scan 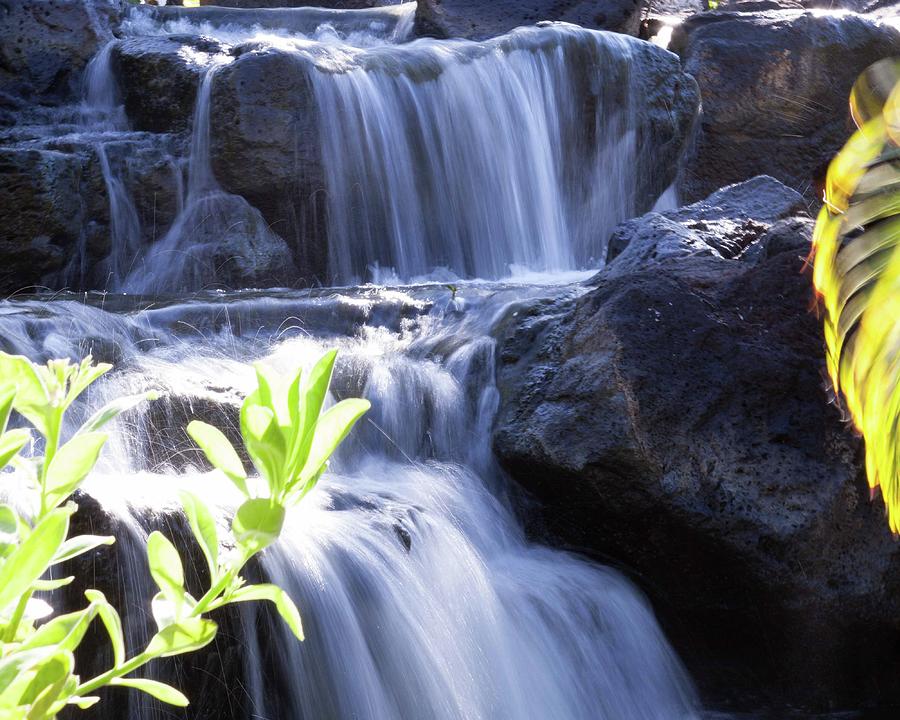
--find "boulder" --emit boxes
[0,148,90,292]
[493,176,900,712]
[673,9,900,205]
[111,35,227,133]
[414,0,644,39]
[0,0,123,103]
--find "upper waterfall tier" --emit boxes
[0,1,698,294]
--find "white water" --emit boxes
[1,283,700,720]
[65,4,649,291]
[3,2,704,717]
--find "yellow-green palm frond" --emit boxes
[812,58,900,532]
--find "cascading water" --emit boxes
[1,2,706,718]
[0,283,700,720]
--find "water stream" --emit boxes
[2,3,702,718]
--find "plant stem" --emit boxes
[76,650,152,696]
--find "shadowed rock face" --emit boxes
[0,0,123,104]
[414,0,644,39]
[493,176,900,712]
[672,9,900,206]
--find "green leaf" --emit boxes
[145,617,218,658]
[21,606,97,653]
[84,590,125,668]
[68,696,100,709]
[19,649,73,706]
[43,432,108,509]
[228,583,304,641]
[110,678,189,707]
[186,420,248,496]
[0,648,55,696]
[33,576,74,591]
[294,399,370,494]
[240,403,286,493]
[52,534,115,564]
[287,351,337,478]
[179,491,218,580]
[0,504,18,558]
[146,531,184,603]
[77,391,156,435]
[0,354,50,435]
[64,356,111,409]
[0,386,15,436]
[0,428,31,470]
[231,498,285,557]
[0,508,70,614]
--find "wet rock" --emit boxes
[111,35,227,133]
[0,0,124,103]
[673,9,900,205]
[0,148,87,292]
[414,0,644,39]
[604,174,807,267]
[493,176,900,711]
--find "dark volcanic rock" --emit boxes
[0,0,123,103]
[414,0,644,39]
[673,10,900,206]
[112,35,227,133]
[493,176,900,712]
[0,148,88,292]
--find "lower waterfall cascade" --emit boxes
[1,1,705,719]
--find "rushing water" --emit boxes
[1,283,699,720]
[64,3,650,291]
[1,2,705,718]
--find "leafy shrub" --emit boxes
[0,350,369,718]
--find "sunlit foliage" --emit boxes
[812,58,900,532]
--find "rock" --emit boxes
[604,174,807,268]
[414,0,644,39]
[0,148,88,292]
[493,176,900,712]
[111,35,227,133]
[0,0,123,103]
[673,9,900,206]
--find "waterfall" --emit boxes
[308,27,639,283]
[3,3,706,717]
[1,284,700,720]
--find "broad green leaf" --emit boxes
[84,590,125,668]
[0,648,56,695]
[52,534,114,564]
[187,420,248,495]
[145,617,217,658]
[43,432,108,509]
[21,605,97,653]
[110,678,189,707]
[254,362,290,426]
[77,391,157,435]
[288,351,337,477]
[228,583,304,641]
[19,650,72,706]
[0,504,18,558]
[0,354,50,435]
[179,491,218,580]
[240,403,285,492]
[0,428,31,471]
[0,508,70,614]
[146,531,184,603]
[232,499,285,557]
[0,387,15,436]
[294,399,370,493]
